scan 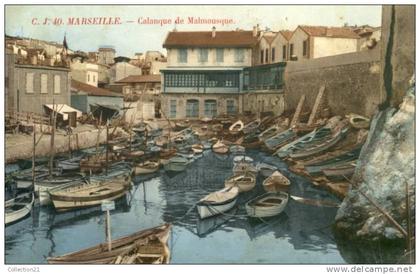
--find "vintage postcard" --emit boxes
[3,2,415,271]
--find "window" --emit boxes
[93,75,96,83]
[186,99,199,118]
[234,49,245,62]
[26,73,34,93]
[289,44,294,58]
[178,49,188,63]
[260,50,264,63]
[54,75,60,94]
[88,74,90,82]
[164,72,239,88]
[216,49,224,63]
[303,40,307,56]
[265,49,269,63]
[226,100,236,115]
[204,100,217,118]
[41,74,48,94]
[198,49,208,63]
[272,48,275,61]
[282,45,287,60]
[169,99,177,118]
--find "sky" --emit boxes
[5,5,382,57]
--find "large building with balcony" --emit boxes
[161,27,259,119]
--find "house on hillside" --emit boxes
[161,27,259,119]
[70,79,123,114]
[288,25,361,60]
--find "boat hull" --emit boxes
[245,192,288,218]
[197,197,237,219]
[5,194,34,225]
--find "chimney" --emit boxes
[212,26,216,38]
[253,24,260,37]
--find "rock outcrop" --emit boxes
[335,83,414,244]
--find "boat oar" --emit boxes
[289,195,340,208]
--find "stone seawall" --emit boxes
[284,48,382,118]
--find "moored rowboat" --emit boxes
[48,223,171,264]
[196,186,239,219]
[229,120,244,135]
[224,173,256,193]
[212,140,229,154]
[6,192,34,225]
[245,192,289,218]
[262,171,291,192]
[134,161,160,175]
[49,178,131,212]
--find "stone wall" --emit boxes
[242,91,285,116]
[381,5,415,108]
[284,48,382,118]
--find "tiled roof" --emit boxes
[298,25,360,39]
[116,74,161,83]
[279,30,293,41]
[163,30,258,48]
[71,79,123,97]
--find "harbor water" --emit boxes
[5,150,347,264]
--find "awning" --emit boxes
[44,104,83,121]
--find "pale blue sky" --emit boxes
[5,5,382,57]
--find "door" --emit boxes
[204,99,217,118]
[186,99,199,118]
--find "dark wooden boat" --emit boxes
[259,116,277,131]
[173,121,190,131]
[304,146,362,176]
[256,162,277,178]
[258,125,279,142]
[242,119,261,135]
[275,127,331,159]
[48,224,171,264]
[56,155,83,171]
[289,127,349,160]
[322,161,356,181]
[264,129,296,152]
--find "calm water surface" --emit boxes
[5,150,346,264]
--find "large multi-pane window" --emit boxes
[164,72,239,88]
[26,73,34,93]
[216,49,224,63]
[243,62,286,91]
[198,49,208,63]
[226,100,236,115]
[234,49,245,62]
[178,48,188,63]
[169,99,177,118]
[186,99,199,118]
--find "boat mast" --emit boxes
[106,123,109,176]
[49,100,57,178]
[32,124,36,190]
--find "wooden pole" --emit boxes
[68,133,72,158]
[32,126,36,190]
[106,124,109,176]
[343,176,408,238]
[405,181,413,263]
[49,101,56,178]
[106,210,112,251]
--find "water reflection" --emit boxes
[5,149,346,264]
